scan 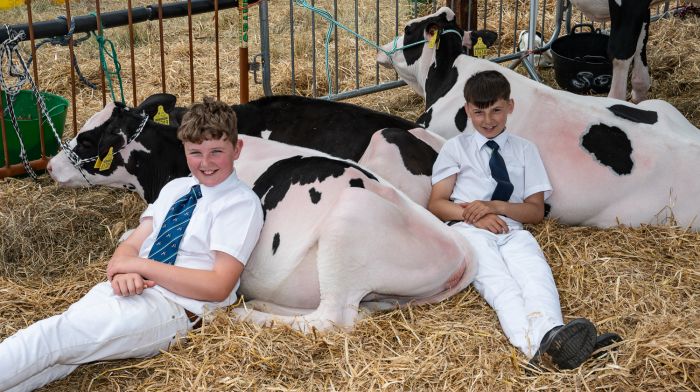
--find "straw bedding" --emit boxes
[1,1,699,391]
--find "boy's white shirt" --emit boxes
[138,170,264,314]
[432,129,552,230]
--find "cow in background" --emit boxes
[47,99,475,332]
[570,0,667,102]
[377,7,700,231]
[49,94,442,206]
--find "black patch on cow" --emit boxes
[607,104,657,124]
[454,106,468,132]
[380,128,437,176]
[608,0,652,61]
[416,108,433,128]
[581,124,633,175]
[272,233,280,255]
[309,187,321,204]
[349,178,365,188]
[253,155,378,218]
[544,203,551,218]
[234,95,417,161]
[425,58,460,109]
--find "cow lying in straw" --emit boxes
[378,7,700,230]
[47,98,475,332]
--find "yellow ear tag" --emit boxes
[473,37,488,58]
[428,30,439,49]
[98,147,114,171]
[153,105,170,126]
[93,156,102,169]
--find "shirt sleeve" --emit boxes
[523,142,553,200]
[209,195,264,265]
[431,139,461,185]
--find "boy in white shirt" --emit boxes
[428,70,619,369]
[0,97,264,391]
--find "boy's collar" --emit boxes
[190,169,240,195]
[475,129,509,150]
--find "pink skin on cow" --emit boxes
[221,136,477,331]
[377,7,700,230]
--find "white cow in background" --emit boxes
[378,7,700,230]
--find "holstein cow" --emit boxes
[377,7,700,230]
[47,101,475,331]
[569,0,667,102]
[91,93,442,206]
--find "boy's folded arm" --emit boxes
[428,174,467,221]
[494,192,545,224]
[110,251,244,302]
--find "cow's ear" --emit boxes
[136,93,178,118]
[464,29,499,49]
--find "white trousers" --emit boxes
[0,282,192,392]
[454,225,563,358]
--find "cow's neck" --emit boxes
[131,124,189,203]
[424,36,464,109]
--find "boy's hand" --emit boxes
[473,214,509,234]
[462,200,498,224]
[111,273,156,297]
[107,255,143,281]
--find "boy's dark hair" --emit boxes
[177,97,238,144]
[463,70,511,109]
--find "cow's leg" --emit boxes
[630,11,651,103]
[608,58,632,101]
[240,300,315,316]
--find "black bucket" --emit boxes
[551,24,612,94]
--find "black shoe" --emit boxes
[592,332,623,358]
[530,318,597,370]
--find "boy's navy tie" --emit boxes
[148,185,202,264]
[486,140,514,202]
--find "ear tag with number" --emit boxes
[153,105,170,125]
[98,147,114,171]
[473,37,488,58]
[428,30,439,49]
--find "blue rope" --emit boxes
[293,0,462,96]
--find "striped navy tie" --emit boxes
[486,140,514,202]
[148,185,202,264]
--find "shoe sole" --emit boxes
[547,318,597,369]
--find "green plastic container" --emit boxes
[1,90,69,168]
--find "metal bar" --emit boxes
[323,80,406,101]
[0,159,49,178]
[65,0,78,136]
[0,0,262,43]
[158,0,166,93]
[215,0,221,100]
[527,0,539,70]
[188,0,195,103]
[311,0,317,96]
[354,0,359,90]
[127,0,138,106]
[239,0,249,103]
[334,0,339,93]
[0,90,8,170]
[289,0,296,95]
[259,0,272,96]
[26,0,46,158]
[375,0,379,85]
[96,0,107,106]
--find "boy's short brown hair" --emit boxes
[177,97,238,144]
[463,70,511,109]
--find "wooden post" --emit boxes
[239,0,249,104]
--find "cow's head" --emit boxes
[48,93,189,202]
[377,7,497,98]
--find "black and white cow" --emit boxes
[49,94,442,206]
[570,0,667,103]
[47,101,475,332]
[378,7,700,230]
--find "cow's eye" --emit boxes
[77,138,94,149]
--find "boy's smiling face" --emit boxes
[184,136,242,187]
[464,98,514,139]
